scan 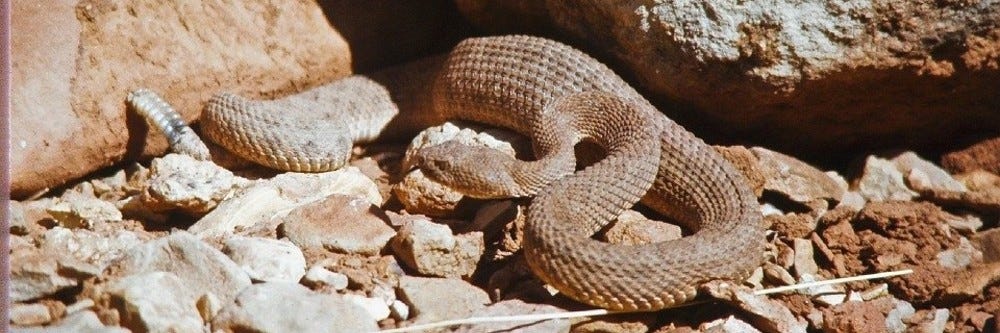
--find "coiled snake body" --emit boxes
[130,35,765,311]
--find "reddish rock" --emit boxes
[11,0,351,198]
[941,136,1000,174]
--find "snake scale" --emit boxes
[129,35,765,311]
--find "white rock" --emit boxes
[101,271,203,333]
[390,300,410,321]
[211,282,377,333]
[64,299,96,315]
[40,227,146,270]
[835,191,867,211]
[223,236,305,283]
[11,310,129,333]
[106,231,251,303]
[702,316,762,333]
[857,156,918,202]
[390,218,484,278]
[10,303,53,326]
[46,194,122,228]
[189,167,381,238]
[302,265,349,290]
[397,276,491,324]
[798,273,848,306]
[344,294,391,321]
[140,153,248,215]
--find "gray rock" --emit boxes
[223,236,306,282]
[139,153,248,215]
[454,300,570,333]
[101,271,204,333]
[11,247,100,302]
[11,311,129,333]
[10,303,53,326]
[397,276,491,324]
[211,282,377,333]
[890,151,967,193]
[106,231,250,303]
[936,237,982,270]
[391,218,485,278]
[752,147,844,204]
[280,194,395,255]
[857,156,918,202]
[885,299,915,333]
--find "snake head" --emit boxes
[413,141,526,199]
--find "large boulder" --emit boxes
[11,0,351,198]
[455,0,1000,158]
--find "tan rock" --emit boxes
[11,0,351,198]
[602,210,682,246]
[751,147,843,204]
[279,195,396,256]
[391,218,484,278]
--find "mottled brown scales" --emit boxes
[133,35,766,311]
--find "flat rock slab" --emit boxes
[211,282,377,333]
[103,231,251,304]
[11,0,351,198]
[100,271,204,333]
[397,276,491,324]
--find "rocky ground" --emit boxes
[9,123,1000,332]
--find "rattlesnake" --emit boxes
[129,35,765,311]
